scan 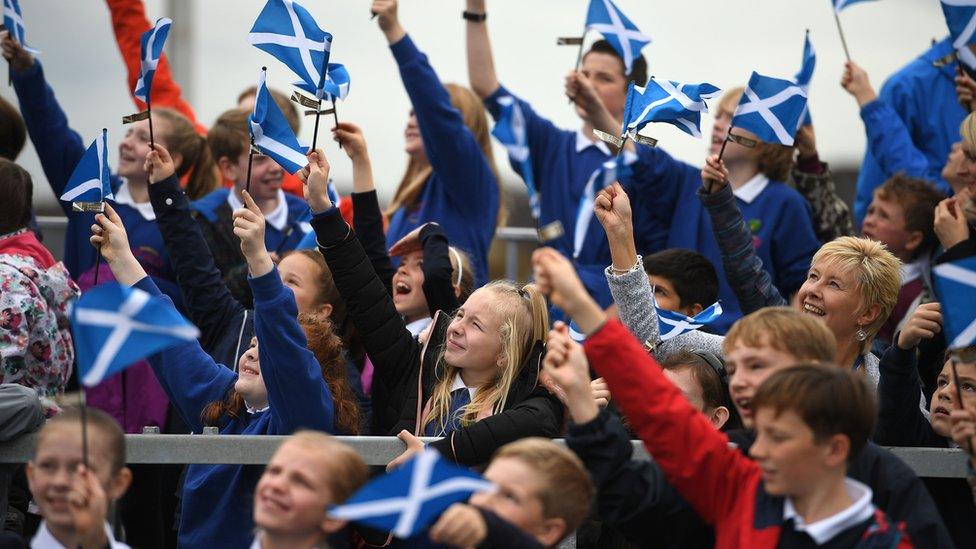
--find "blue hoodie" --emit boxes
[140,268,335,549]
[384,35,499,286]
[854,38,964,224]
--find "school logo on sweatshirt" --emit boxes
[748,218,762,248]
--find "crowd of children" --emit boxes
[2,0,976,547]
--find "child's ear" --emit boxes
[824,434,851,468]
[106,467,133,501]
[686,303,705,317]
[453,283,461,299]
[317,302,333,318]
[903,230,924,255]
[536,517,568,548]
[320,516,348,535]
[216,156,238,183]
[709,406,731,430]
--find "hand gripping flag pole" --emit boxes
[61,129,114,286]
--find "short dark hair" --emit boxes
[661,350,741,431]
[0,159,33,235]
[584,39,648,88]
[39,407,127,473]
[874,174,944,258]
[0,95,26,160]
[752,364,876,461]
[644,249,719,309]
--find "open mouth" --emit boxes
[395,281,412,296]
[933,406,951,417]
[241,365,260,377]
[802,303,826,317]
[735,397,752,414]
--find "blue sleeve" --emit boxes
[250,268,335,434]
[391,35,497,208]
[626,146,688,236]
[860,100,951,194]
[484,84,562,195]
[135,276,238,434]
[10,61,87,216]
[770,194,819,298]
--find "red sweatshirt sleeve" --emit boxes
[106,0,206,135]
[583,319,761,527]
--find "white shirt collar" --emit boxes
[227,189,290,232]
[575,129,612,156]
[32,521,129,549]
[113,182,156,221]
[406,317,433,338]
[900,259,925,286]
[732,172,770,204]
[782,478,875,545]
[449,372,478,402]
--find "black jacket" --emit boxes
[566,409,713,549]
[311,208,563,465]
[874,343,976,548]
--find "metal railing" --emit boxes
[0,434,969,479]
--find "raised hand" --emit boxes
[371,0,406,44]
[934,197,971,250]
[67,466,110,549]
[531,247,606,334]
[701,154,729,191]
[841,61,877,107]
[232,191,273,277]
[301,149,333,214]
[896,302,942,350]
[90,204,146,286]
[0,33,34,72]
[594,182,633,243]
[332,122,368,161]
[144,143,177,183]
[542,322,599,424]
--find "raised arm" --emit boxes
[146,146,247,354]
[464,0,500,99]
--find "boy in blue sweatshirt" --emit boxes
[91,194,336,549]
[192,108,311,309]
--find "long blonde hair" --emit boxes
[421,281,548,434]
[384,83,506,226]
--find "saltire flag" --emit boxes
[249,70,309,174]
[296,62,350,102]
[2,0,38,53]
[794,32,816,128]
[328,450,494,539]
[574,158,633,259]
[492,96,539,220]
[248,0,333,97]
[657,300,723,342]
[60,129,113,204]
[831,0,876,12]
[623,79,721,139]
[585,0,652,74]
[941,1,976,70]
[133,17,173,103]
[731,72,808,147]
[933,256,976,350]
[69,282,199,386]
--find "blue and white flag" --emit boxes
[794,32,816,128]
[656,300,723,342]
[70,283,199,387]
[623,79,721,139]
[731,72,808,147]
[133,17,172,104]
[574,157,633,259]
[832,0,876,13]
[933,256,976,350]
[2,0,38,54]
[329,450,494,539]
[249,0,332,96]
[296,63,350,102]
[942,1,976,70]
[249,70,309,175]
[60,130,113,204]
[585,0,652,74]
[492,96,539,220]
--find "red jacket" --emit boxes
[583,319,912,549]
[104,0,355,224]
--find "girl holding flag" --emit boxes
[371,0,502,286]
[89,172,352,548]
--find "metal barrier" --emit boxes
[0,434,968,479]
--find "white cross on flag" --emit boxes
[248,0,332,95]
[657,300,723,342]
[2,0,39,54]
[60,129,114,204]
[133,17,172,104]
[942,1,976,69]
[585,0,651,74]
[624,79,722,139]
[731,71,808,147]
[70,283,199,387]
[933,256,976,350]
[329,450,494,539]
[249,69,310,174]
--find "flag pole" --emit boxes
[77,371,90,468]
[311,100,323,151]
[832,10,852,62]
[950,354,975,455]
[146,97,155,151]
[245,137,255,194]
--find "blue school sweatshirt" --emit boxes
[140,269,335,549]
[10,61,182,302]
[630,147,819,334]
[854,38,964,224]
[385,35,499,286]
[190,187,312,253]
[483,86,672,307]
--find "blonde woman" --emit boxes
[303,147,561,467]
[371,0,502,285]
